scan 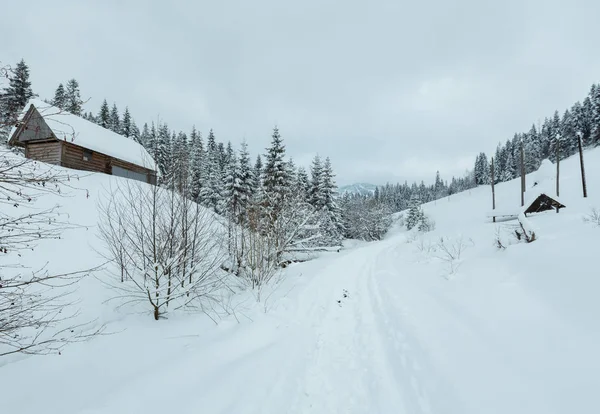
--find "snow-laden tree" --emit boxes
[98,178,227,320]
[590,84,600,144]
[405,197,424,230]
[97,99,110,129]
[262,126,288,219]
[121,107,133,138]
[0,59,35,141]
[309,155,322,207]
[65,79,83,116]
[109,103,120,133]
[340,194,392,241]
[252,155,263,201]
[52,83,67,109]
[199,129,224,212]
[295,166,311,202]
[189,127,204,201]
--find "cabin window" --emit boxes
[83,149,93,161]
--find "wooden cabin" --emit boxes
[9,100,157,184]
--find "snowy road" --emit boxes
[3,230,599,414]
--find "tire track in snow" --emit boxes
[365,242,467,414]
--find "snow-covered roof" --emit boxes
[522,189,565,211]
[15,99,156,171]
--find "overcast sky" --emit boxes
[2,0,600,185]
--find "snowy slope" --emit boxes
[2,149,600,414]
[338,182,377,196]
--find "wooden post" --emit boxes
[577,132,588,198]
[491,157,496,222]
[556,135,560,213]
[520,140,525,207]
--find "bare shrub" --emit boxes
[0,150,99,357]
[434,235,473,277]
[98,179,227,320]
[583,208,600,226]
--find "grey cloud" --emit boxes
[2,0,600,185]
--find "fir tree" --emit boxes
[252,155,263,200]
[98,99,110,128]
[189,127,204,201]
[65,79,83,115]
[109,103,120,133]
[405,197,423,231]
[295,166,311,202]
[199,129,224,212]
[0,59,35,138]
[121,107,133,138]
[52,83,67,109]
[236,141,254,221]
[309,155,323,207]
[262,126,288,214]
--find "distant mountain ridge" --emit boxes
[337,183,377,196]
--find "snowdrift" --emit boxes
[2,147,600,414]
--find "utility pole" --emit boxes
[520,140,525,207]
[491,157,496,222]
[577,131,588,198]
[556,134,560,212]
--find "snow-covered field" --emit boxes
[2,148,600,414]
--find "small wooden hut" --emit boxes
[523,193,565,215]
[9,100,156,184]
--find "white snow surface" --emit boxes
[2,148,600,414]
[16,99,156,170]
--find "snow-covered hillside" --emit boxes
[338,182,377,196]
[2,148,600,414]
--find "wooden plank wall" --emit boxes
[62,142,110,173]
[17,107,55,143]
[25,141,62,165]
[24,141,156,184]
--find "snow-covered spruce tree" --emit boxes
[139,123,151,148]
[295,166,311,203]
[590,84,600,144]
[189,127,204,201]
[121,107,133,138]
[199,129,224,212]
[309,155,322,207]
[236,141,254,222]
[97,99,110,128]
[52,83,67,109]
[0,59,36,142]
[315,157,343,245]
[405,197,424,230]
[109,103,120,133]
[98,175,227,321]
[172,131,189,193]
[65,79,83,116]
[262,126,288,220]
[156,123,173,186]
[252,155,263,201]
